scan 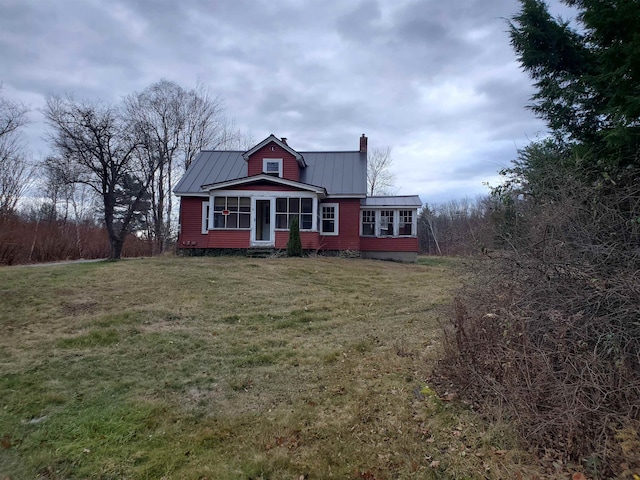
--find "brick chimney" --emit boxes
[359,134,367,153]
[281,137,287,145]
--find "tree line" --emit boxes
[418,196,495,256]
[0,80,250,262]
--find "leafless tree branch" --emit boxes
[367,146,396,196]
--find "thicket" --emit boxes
[0,214,152,265]
[418,197,494,256]
[438,1,640,476]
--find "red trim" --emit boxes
[233,184,308,192]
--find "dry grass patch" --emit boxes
[0,256,547,479]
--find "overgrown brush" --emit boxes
[438,171,640,477]
[0,215,152,264]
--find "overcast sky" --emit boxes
[0,0,573,204]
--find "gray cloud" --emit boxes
[0,0,556,202]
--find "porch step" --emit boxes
[245,248,276,258]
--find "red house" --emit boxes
[174,134,421,261]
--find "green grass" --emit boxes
[0,256,545,479]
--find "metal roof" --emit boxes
[361,196,423,207]
[173,149,367,196]
[173,151,246,194]
[300,151,366,196]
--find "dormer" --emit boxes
[242,134,306,182]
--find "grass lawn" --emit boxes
[0,256,543,479]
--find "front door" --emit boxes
[252,199,274,246]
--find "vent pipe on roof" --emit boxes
[359,134,368,153]
[281,137,287,145]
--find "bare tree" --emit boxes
[0,88,32,216]
[124,80,183,254]
[367,146,396,196]
[418,196,494,255]
[180,82,239,171]
[40,155,93,255]
[124,80,242,253]
[44,95,156,260]
[419,204,443,255]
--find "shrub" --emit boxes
[437,169,640,477]
[287,217,302,257]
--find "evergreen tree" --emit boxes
[510,0,640,175]
[286,216,302,257]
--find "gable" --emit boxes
[242,134,305,166]
[246,143,301,181]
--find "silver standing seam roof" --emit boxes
[361,196,423,207]
[173,149,368,196]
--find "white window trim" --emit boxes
[359,207,419,238]
[202,200,210,234]
[209,190,319,232]
[398,210,415,236]
[210,195,252,230]
[378,209,395,237]
[320,203,339,236]
[274,197,315,231]
[263,158,283,177]
[250,196,276,247]
[360,209,376,237]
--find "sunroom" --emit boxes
[200,174,327,248]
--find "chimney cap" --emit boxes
[280,137,287,144]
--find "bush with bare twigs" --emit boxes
[0,215,152,265]
[437,165,640,477]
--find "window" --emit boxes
[300,198,313,230]
[399,210,414,236]
[263,158,282,177]
[379,210,394,237]
[361,210,375,236]
[360,208,417,238]
[202,200,210,234]
[320,204,339,235]
[212,196,250,229]
[275,197,313,230]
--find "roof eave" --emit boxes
[200,174,327,195]
[326,193,367,199]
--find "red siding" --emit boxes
[275,231,321,250]
[247,143,300,181]
[208,230,250,248]
[320,199,361,251]
[360,236,419,252]
[178,196,208,247]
